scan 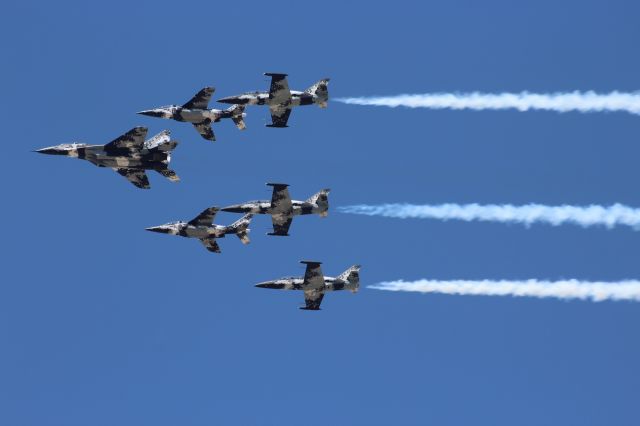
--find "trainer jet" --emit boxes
[221,183,330,236]
[217,73,329,127]
[34,127,179,189]
[145,207,253,253]
[256,261,361,310]
[137,87,246,141]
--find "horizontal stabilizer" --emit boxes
[155,169,180,182]
[264,72,288,78]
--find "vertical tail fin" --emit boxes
[306,188,330,217]
[305,78,330,108]
[145,130,178,151]
[230,213,253,244]
[226,104,247,130]
[337,265,361,293]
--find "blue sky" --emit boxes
[2,1,640,425]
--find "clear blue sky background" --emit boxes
[2,1,640,425]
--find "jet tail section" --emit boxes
[305,78,330,108]
[230,213,253,244]
[337,265,361,293]
[146,130,178,152]
[306,188,330,216]
[227,105,247,130]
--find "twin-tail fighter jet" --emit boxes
[35,127,179,189]
[218,73,330,128]
[138,87,246,141]
[146,207,253,253]
[256,261,361,310]
[221,183,330,236]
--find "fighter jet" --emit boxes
[217,73,329,128]
[256,261,361,310]
[34,127,179,189]
[145,207,253,253]
[137,87,246,141]
[221,183,330,236]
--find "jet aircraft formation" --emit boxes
[35,73,357,310]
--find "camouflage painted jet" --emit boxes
[256,261,361,310]
[145,207,253,254]
[34,127,179,189]
[217,73,329,127]
[137,87,246,141]
[221,183,330,236]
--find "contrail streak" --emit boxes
[370,279,640,302]
[338,203,640,230]
[335,91,640,115]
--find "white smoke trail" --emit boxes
[338,203,640,230]
[335,91,640,115]
[370,279,640,302]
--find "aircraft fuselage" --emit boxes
[256,277,356,292]
[47,144,171,171]
[140,106,232,124]
[222,200,324,215]
[218,91,316,106]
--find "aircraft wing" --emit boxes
[302,261,324,289]
[267,104,292,128]
[269,183,293,214]
[300,261,325,310]
[188,207,218,226]
[270,214,293,236]
[183,87,214,110]
[113,168,150,189]
[105,127,148,150]
[192,119,215,141]
[200,238,221,253]
[266,73,291,104]
[302,289,324,310]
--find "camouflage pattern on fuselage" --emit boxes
[256,261,361,310]
[217,73,330,127]
[139,104,244,124]
[146,207,253,253]
[221,199,327,216]
[217,90,318,107]
[138,87,246,141]
[221,183,330,236]
[255,276,358,292]
[35,127,180,189]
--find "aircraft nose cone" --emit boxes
[137,109,165,118]
[221,204,246,213]
[255,281,284,289]
[145,226,167,234]
[218,96,247,104]
[34,147,64,155]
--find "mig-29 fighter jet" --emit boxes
[256,261,361,310]
[221,183,330,236]
[217,73,329,128]
[145,207,253,254]
[137,87,246,141]
[35,127,179,189]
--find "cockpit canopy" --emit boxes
[56,142,87,149]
